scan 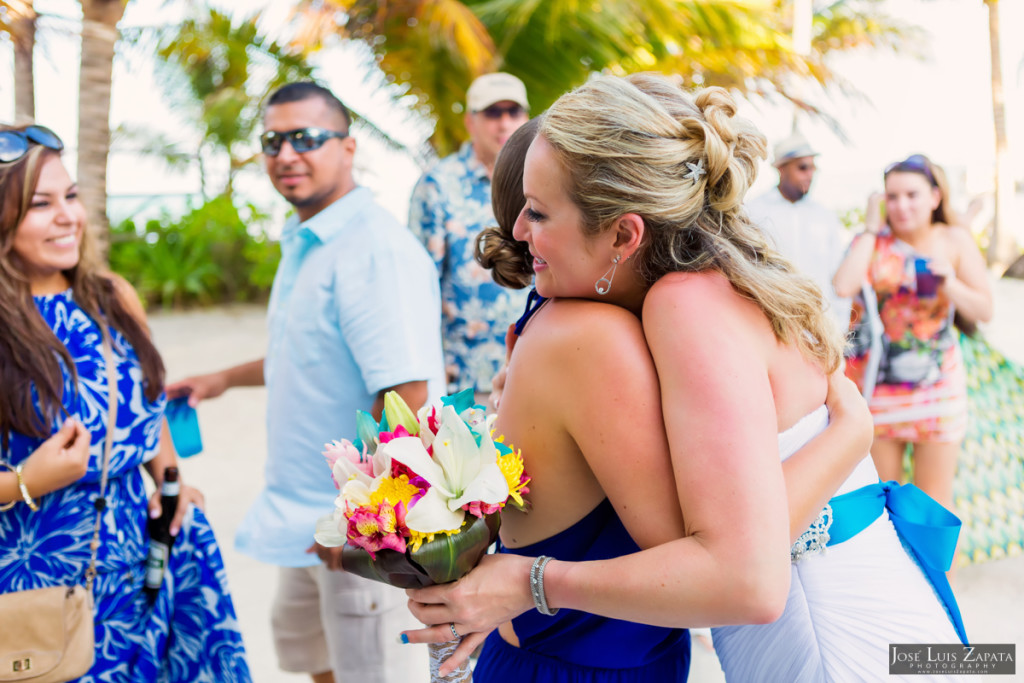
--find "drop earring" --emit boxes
[595,254,622,295]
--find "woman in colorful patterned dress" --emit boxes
[0,124,251,681]
[834,154,993,512]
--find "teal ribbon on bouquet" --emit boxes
[826,481,968,646]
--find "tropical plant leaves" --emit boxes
[288,0,917,156]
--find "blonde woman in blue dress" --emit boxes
[403,75,966,682]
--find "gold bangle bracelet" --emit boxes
[15,463,38,512]
[0,461,18,511]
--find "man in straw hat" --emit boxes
[747,131,851,330]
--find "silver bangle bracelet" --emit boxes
[529,555,559,616]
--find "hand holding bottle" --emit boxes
[147,468,205,537]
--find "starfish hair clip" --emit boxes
[683,158,706,184]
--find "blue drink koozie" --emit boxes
[166,396,203,458]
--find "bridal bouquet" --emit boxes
[315,389,529,682]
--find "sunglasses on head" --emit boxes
[478,104,526,120]
[885,154,935,185]
[0,125,65,164]
[260,127,348,157]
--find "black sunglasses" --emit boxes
[479,104,526,120]
[0,125,65,164]
[885,154,935,186]
[260,127,348,157]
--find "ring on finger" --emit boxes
[449,623,459,640]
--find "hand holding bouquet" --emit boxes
[315,389,529,681]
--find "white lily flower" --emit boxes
[405,486,466,533]
[339,478,374,512]
[386,405,510,534]
[314,508,347,547]
[416,404,439,451]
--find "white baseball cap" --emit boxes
[467,73,529,113]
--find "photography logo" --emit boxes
[890,644,1015,675]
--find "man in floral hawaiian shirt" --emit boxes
[409,73,532,399]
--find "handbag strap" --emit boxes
[84,328,118,593]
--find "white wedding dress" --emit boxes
[711,405,963,682]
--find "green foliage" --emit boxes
[154,7,317,197]
[109,195,280,310]
[290,0,919,157]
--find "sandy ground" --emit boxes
[148,278,1024,682]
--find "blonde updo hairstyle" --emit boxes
[539,73,843,372]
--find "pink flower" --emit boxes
[462,501,502,518]
[424,406,441,438]
[346,501,409,559]
[379,424,412,445]
[323,439,373,488]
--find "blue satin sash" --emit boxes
[826,481,968,646]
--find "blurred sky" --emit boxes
[1,0,1022,230]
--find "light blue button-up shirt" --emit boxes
[235,187,446,567]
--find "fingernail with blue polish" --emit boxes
[399,633,409,645]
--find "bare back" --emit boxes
[495,299,685,553]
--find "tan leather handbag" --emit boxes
[0,331,119,682]
[0,585,94,682]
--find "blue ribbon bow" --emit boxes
[826,481,968,646]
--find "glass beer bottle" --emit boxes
[144,466,179,599]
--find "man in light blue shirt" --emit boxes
[168,83,443,683]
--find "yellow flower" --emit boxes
[495,436,530,509]
[370,475,420,509]
[408,526,462,553]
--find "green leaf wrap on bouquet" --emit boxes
[341,513,501,588]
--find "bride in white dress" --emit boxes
[400,73,967,682]
[713,406,963,681]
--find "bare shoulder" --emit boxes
[939,224,977,248]
[642,270,772,379]
[539,299,643,336]
[644,271,755,334]
[517,299,648,372]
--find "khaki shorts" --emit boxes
[271,565,428,683]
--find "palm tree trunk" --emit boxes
[12,0,36,121]
[985,0,1015,267]
[77,0,126,256]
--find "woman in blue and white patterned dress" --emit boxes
[0,124,251,681]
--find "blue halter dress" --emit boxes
[472,291,691,682]
[472,500,691,682]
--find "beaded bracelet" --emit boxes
[529,555,559,616]
[15,463,38,512]
[0,462,15,511]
